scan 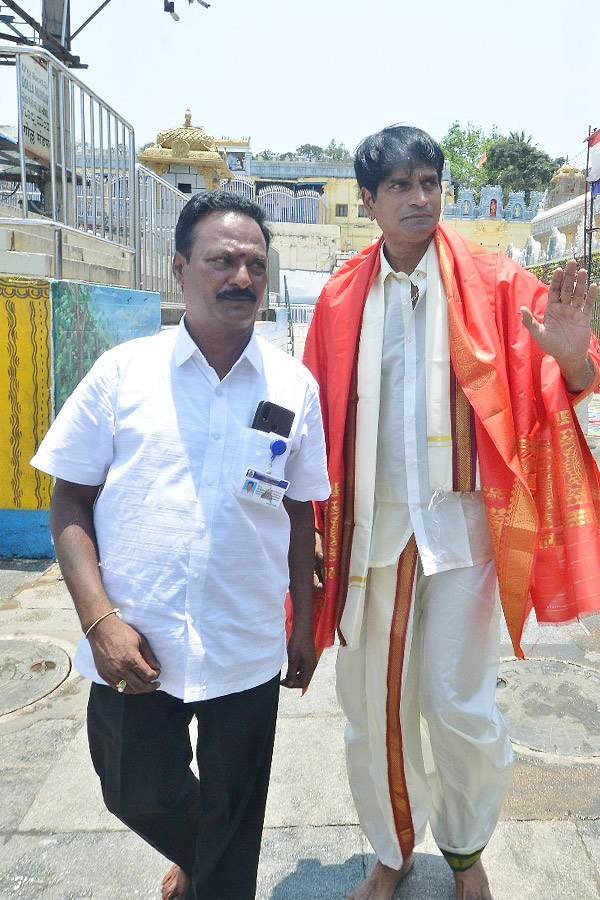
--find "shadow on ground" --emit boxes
[267,851,454,900]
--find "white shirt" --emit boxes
[369,243,493,574]
[32,320,330,702]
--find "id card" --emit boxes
[238,468,290,508]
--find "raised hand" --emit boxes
[520,260,597,391]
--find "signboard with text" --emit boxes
[19,54,51,164]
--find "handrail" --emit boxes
[0,46,136,280]
[0,214,137,252]
[0,46,134,147]
[0,45,186,300]
[135,165,187,305]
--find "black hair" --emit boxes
[175,190,271,260]
[354,125,444,199]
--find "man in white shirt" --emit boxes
[32,190,330,900]
[303,125,600,900]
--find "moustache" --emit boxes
[216,288,257,302]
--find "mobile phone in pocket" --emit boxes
[251,401,295,437]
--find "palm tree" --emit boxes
[508,131,533,144]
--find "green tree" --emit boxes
[485,135,565,202]
[295,144,324,161]
[323,139,352,163]
[440,121,499,193]
[508,130,532,144]
[253,149,278,160]
[253,140,352,164]
[52,283,112,413]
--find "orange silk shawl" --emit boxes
[303,223,600,658]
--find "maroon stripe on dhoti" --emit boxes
[386,535,419,861]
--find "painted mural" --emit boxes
[51,281,161,413]
[1,277,161,557]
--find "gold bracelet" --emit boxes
[85,608,122,638]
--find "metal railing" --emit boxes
[135,166,186,304]
[0,47,135,240]
[0,46,186,301]
[288,304,315,326]
[256,185,324,225]
[0,180,42,209]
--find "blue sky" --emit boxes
[20,0,600,168]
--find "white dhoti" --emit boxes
[336,548,514,870]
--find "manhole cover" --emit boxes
[496,658,600,758]
[0,639,71,715]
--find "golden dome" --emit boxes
[155,109,217,153]
[545,163,585,209]
[138,108,232,185]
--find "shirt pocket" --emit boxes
[233,426,292,487]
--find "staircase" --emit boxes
[0,210,133,286]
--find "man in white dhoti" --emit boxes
[303,125,600,900]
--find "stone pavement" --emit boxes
[1,559,600,899]
[2,394,600,898]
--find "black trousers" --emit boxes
[87,675,280,900]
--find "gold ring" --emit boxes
[116,679,127,693]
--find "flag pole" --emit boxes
[589,192,595,291]
[585,126,600,290]
[584,128,591,275]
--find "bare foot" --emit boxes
[454,859,494,900]
[161,863,189,900]
[347,854,415,900]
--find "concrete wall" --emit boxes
[255,306,289,353]
[293,323,309,361]
[322,177,361,226]
[321,177,382,251]
[442,218,532,254]
[339,222,381,253]
[270,223,340,272]
[0,276,161,558]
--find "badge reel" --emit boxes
[239,403,294,508]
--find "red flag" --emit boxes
[476,148,487,168]
[587,129,600,186]
[587,128,600,197]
